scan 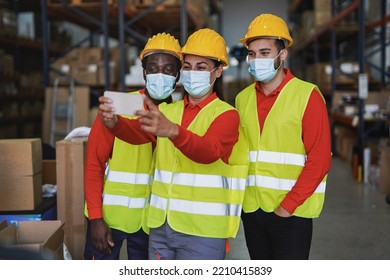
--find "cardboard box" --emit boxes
[314,0,331,12]
[0,138,43,212]
[56,137,87,260]
[313,0,331,27]
[66,48,84,64]
[341,136,358,164]
[306,62,371,91]
[0,173,42,211]
[0,138,42,177]
[331,90,390,113]
[97,61,118,85]
[42,159,57,185]
[334,126,358,161]
[42,86,90,145]
[85,47,103,64]
[71,64,99,85]
[314,11,331,27]
[0,220,64,259]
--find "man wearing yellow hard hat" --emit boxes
[235,14,332,260]
[84,33,182,260]
[98,28,249,260]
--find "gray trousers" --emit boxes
[148,221,226,260]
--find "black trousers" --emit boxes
[241,208,313,260]
[84,221,148,260]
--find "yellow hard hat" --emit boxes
[240,14,293,47]
[181,28,229,66]
[139,32,182,60]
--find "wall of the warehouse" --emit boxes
[221,0,288,81]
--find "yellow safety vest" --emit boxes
[235,78,328,218]
[85,91,152,234]
[147,98,249,238]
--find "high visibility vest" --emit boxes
[235,78,328,218]
[147,99,249,238]
[85,91,152,234]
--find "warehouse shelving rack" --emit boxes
[0,35,64,136]
[0,0,66,139]
[288,0,390,183]
[41,0,112,91]
[0,0,220,139]
[40,0,215,92]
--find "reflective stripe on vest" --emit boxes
[246,174,326,193]
[103,194,148,208]
[154,169,246,191]
[248,150,326,193]
[249,150,307,166]
[106,170,150,185]
[149,194,242,217]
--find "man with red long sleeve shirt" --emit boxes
[235,13,332,260]
[84,33,182,260]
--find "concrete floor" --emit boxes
[226,157,390,260]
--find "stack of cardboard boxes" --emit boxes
[305,62,371,93]
[0,137,89,260]
[51,47,119,87]
[0,139,43,212]
[291,0,332,45]
[0,138,65,259]
[332,90,390,163]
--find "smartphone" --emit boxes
[103,91,144,116]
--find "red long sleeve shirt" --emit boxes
[84,111,116,219]
[111,93,239,164]
[84,92,239,219]
[84,89,148,220]
[256,68,332,214]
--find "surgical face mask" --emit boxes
[248,52,282,82]
[181,68,216,98]
[146,73,176,100]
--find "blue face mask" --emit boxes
[181,68,217,98]
[146,73,176,100]
[248,52,282,82]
